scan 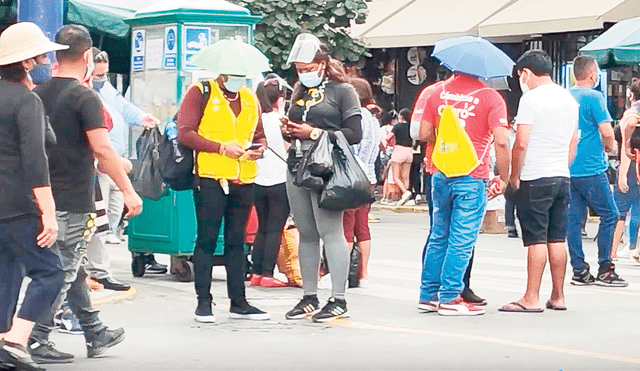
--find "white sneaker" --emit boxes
[617,244,631,258]
[358,278,369,288]
[404,199,416,206]
[398,191,412,206]
[438,297,485,316]
[318,274,332,290]
[417,301,438,313]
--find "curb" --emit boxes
[90,286,137,306]
[370,203,429,213]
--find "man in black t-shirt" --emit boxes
[28,25,143,365]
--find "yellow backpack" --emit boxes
[431,105,482,178]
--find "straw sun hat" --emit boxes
[0,22,68,66]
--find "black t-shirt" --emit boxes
[392,122,412,147]
[35,77,106,213]
[288,81,362,144]
[0,81,50,220]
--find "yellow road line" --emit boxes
[91,287,137,306]
[336,319,640,365]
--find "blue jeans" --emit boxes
[567,172,619,273]
[614,169,640,247]
[420,173,487,303]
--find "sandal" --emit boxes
[545,300,567,311]
[498,301,544,313]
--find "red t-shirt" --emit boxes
[410,81,443,174]
[422,74,508,180]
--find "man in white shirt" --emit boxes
[500,50,578,313]
[86,48,165,291]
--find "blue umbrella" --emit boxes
[432,36,515,79]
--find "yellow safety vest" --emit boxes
[195,81,259,183]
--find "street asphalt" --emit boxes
[41,208,640,371]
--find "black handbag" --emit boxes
[132,127,166,200]
[319,132,374,211]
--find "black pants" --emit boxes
[0,215,64,333]
[193,179,253,303]
[410,153,423,195]
[252,183,290,276]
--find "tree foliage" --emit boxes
[229,0,369,78]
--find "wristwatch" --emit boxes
[310,128,322,140]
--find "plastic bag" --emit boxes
[348,245,360,288]
[132,128,166,200]
[319,132,374,211]
[307,131,333,177]
[276,225,303,287]
[293,138,328,192]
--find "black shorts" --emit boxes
[516,177,570,246]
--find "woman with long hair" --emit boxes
[343,78,380,287]
[251,76,292,287]
[0,22,66,370]
[282,33,362,322]
[386,108,414,205]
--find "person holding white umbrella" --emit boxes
[177,38,270,323]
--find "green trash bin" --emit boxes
[127,190,225,282]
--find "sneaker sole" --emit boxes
[229,313,271,321]
[438,309,485,316]
[417,303,438,313]
[595,281,629,288]
[570,280,595,286]
[58,328,84,335]
[87,332,125,358]
[285,309,319,320]
[194,315,216,323]
[312,312,350,323]
[31,355,75,364]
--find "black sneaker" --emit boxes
[194,300,216,323]
[146,255,168,274]
[596,264,629,287]
[312,297,349,323]
[1,340,44,371]
[570,265,596,286]
[285,295,320,320]
[229,299,270,320]
[85,327,125,358]
[460,288,487,306]
[28,339,74,364]
[507,228,519,238]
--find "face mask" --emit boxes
[519,70,530,94]
[93,79,106,91]
[298,65,324,87]
[223,76,246,93]
[85,57,94,81]
[29,63,51,85]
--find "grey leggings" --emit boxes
[286,172,349,299]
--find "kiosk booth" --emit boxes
[125,0,261,281]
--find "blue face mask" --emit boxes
[298,69,323,88]
[223,76,246,93]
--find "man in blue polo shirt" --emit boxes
[567,55,627,287]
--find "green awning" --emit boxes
[580,16,640,66]
[65,0,158,38]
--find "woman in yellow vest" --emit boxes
[282,34,363,323]
[177,74,268,323]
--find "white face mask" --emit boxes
[519,69,530,94]
[85,57,94,81]
[592,67,601,89]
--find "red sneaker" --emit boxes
[249,275,262,286]
[438,296,485,316]
[259,277,288,288]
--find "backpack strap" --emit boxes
[192,79,212,190]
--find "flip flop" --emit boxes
[498,302,544,313]
[545,300,567,311]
